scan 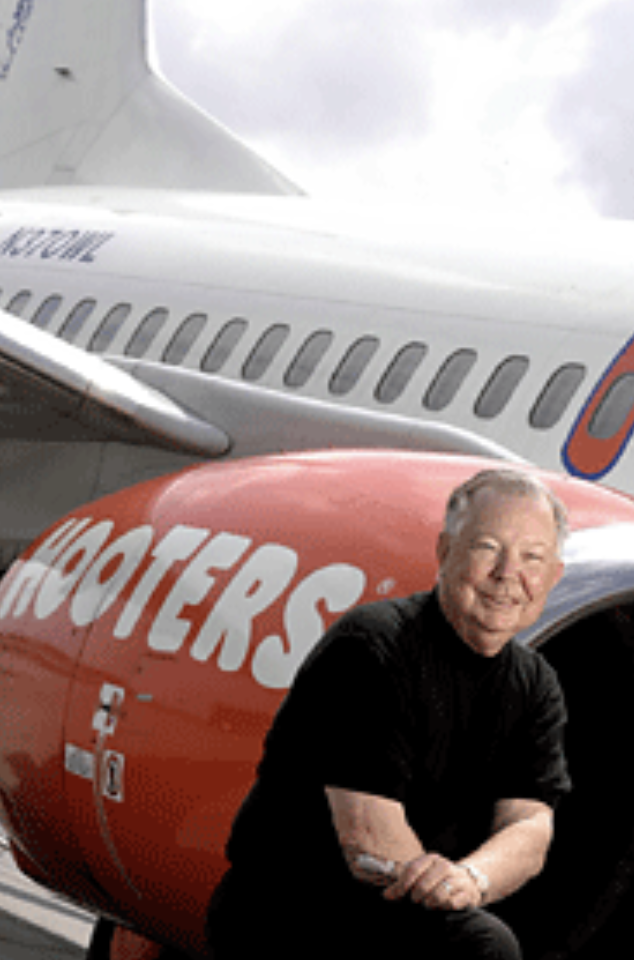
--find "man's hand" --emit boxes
[384,853,482,911]
[326,787,553,910]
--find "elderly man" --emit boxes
[209,468,571,960]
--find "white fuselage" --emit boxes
[1,188,633,558]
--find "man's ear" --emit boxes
[436,531,451,567]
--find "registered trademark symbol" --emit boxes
[376,578,397,596]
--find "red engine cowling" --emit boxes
[1,450,634,957]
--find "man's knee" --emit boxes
[440,909,522,960]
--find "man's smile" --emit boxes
[478,591,520,609]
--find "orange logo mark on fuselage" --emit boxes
[564,333,634,480]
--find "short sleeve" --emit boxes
[273,615,417,803]
[497,658,572,808]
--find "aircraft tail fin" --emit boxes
[0,0,301,194]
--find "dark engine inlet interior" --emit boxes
[498,603,634,960]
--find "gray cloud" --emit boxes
[433,0,567,34]
[155,0,632,217]
[154,0,434,164]
[550,2,634,219]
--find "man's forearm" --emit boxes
[384,797,555,911]
[325,786,424,886]
[460,799,554,905]
[326,788,554,910]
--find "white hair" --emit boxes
[443,468,569,554]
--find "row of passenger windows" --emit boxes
[2,287,631,441]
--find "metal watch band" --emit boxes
[461,862,490,899]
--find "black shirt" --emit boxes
[226,591,571,888]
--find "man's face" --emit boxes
[436,488,564,657]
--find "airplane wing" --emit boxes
[0,312,523,465]
[0,313,229,456]
[114,355,526,462]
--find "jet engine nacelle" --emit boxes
[1,450,634,959]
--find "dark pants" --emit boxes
[208,869,522,960]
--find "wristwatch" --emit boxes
[460,862,490,902]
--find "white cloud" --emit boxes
[150,0,627,219]
[549,0,634,219]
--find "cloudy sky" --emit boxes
[151,0,634,221]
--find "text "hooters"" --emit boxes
[0,517,367,690]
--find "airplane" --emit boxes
[2,450,634,960]
[1,2,634,959]
[1,1,634,582]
